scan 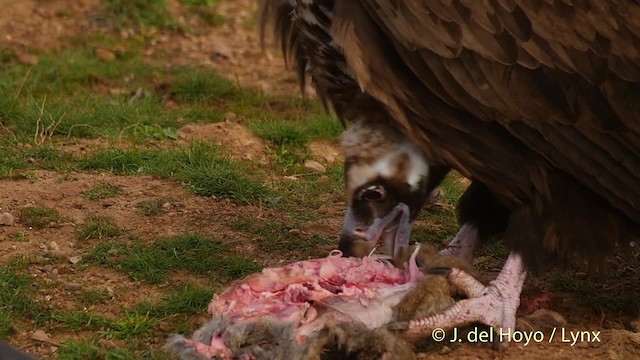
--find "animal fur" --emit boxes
[166,246,474,360]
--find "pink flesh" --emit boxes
[186,250,424,358]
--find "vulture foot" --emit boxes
[392,252,527,348]
[437,223,479,264]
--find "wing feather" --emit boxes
[333,0,640,225]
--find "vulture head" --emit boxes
[338,119,447,266]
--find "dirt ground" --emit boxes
[1,1,639,359]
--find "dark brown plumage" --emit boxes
[329,0,640,267]
[261,0,640,347]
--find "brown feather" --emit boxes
[328,0,640,268]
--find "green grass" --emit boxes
[9,231,29,242]
[79,144,275,205]
[232,219,332,256]
[86,233,261,284]
[136,284,213,317]
[77,289,112,307]
[0,257,50,338]
[136,198,169,216]
[100,0,175,29]
[249,113,342,146]
[84,183,122,201]
[59,340,170,360]
[181,0,218,5]
[0,148,28,178]
[77,215,122,240]
[19,206,64,229]
[170,66,242,104]
[52,310,157,340]
[551,271,639,316]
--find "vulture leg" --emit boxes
[437,223,479,264]
[392,251,527,347]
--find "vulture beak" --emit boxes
[339,203,412,266]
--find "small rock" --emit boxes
[69,256,82,265]
[317,205,332,215]
[517,309,567,331]
[0,212,14,226]
[64,282,83,292]
[307,141,342,164]
[31,330,52,343]
[211,42,232,60]
[158,321,172,332]
[439,346,452,355]
[224,112,238,122]
[426,187,444,205]
[304,160,326,173]
[288,229,302,236]
[17,52,39,65]
[575,341,589,349]
[95,48,116,62]
[49,241,60,252]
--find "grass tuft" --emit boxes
[19,206,63,229]
[79,144,275,205]
[136,284,213,317]
[87,233,260,284]
[100,0,174,29]
[0,257,50,338]
[170,67,240,104]
[59,340,169,360]
[77,289,112,307]
[136,198,169,216]
[78,215,122,240]
[84,183,122,201]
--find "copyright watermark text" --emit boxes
[431,327,601,347]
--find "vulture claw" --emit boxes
[398,252,527,348]
[437,223,479,264]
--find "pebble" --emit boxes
[288,229,302,236]
[304,160,326,173]
[211,42,232,60]
[31,330,52,343]
[17,52,39,65]
[317,205,332,214]
[69,256,82,265]
[518,309,567,330]
[0,212,14,226]
[49,241,60,252]
[64,282,83,292]
[95,48,116,62]
[307,142,341,164]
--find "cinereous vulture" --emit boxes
[261,0,640,345]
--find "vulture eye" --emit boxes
[359,185,386,202]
